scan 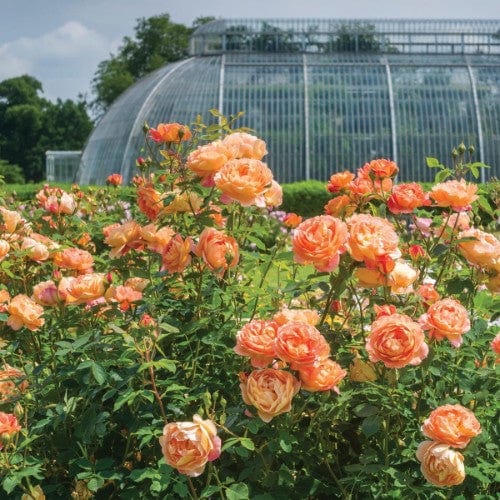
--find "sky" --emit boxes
[0,0,498,103]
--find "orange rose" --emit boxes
[141,224,174,254]
[161,234,193,274]
[105,285,142,311]
[148,122,191,143]
[21,237,50,262]
[234,320,278,368]
[0,365,28,403]
[106,173,123,186]
[159,414,221,477]
[7,294,44,331]
[292,215,348,272]
[264,180,283,208]
[273,307,319,326]
[53,247,94,273]
[163,190,204,215]
[429,179,478,211]
[347,214,400,264]
[298,359,346,393]
[0,239,10,261]
[419,298,470,347]
[387,183,430,214]
[388,260,418,294]
[221,132,267,160]
[324,195,356,218]
[283,213,302,228]
[327,171,355,193]
[491,333,500,361]
[195,228,239,273]
[63,273,107,305]
[374,304,397,319]
[349,357,378,382]
[365,313,428,368]
[0,412,22,442]
[350,174,393,198]
[214,158,273,207]
[274,321,330,369]
[416,441,465,487]
[362,158,399,178]
[32,280,59,306]
[417,283,440,306]
[124,277,149,292]
[137,184,165,221]
[421,404,481,449]
[354,267,386,288]
[239,369,300,422]
[0,207,24,235]
[187,140,230,179]
[104,220,143,258]
[457,228,500,271]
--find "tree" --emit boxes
[326,23,397,53]
[91,13,195,114]
[0,75,93,182]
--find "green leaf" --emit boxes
[361,415,381,437]
[240,437,255,451]
[91,362,107,385]
[477,195,494,216]
[353,404,379,417]
[426,157,443,168]
[435,168,452,183]
[226,482,250,500]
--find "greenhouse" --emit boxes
[77,18,500,185]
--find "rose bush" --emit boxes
[0,113,498,498]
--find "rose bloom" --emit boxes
[354,267,386,288]
[417,283,441,306]
[234,320,278,368]
[141,224,174,254]
[7,294,44,331]
[187,140,230,179]
[412,217,433,237]
[221,132,267,160]
[148,122,191,143]
[491,332,500,356]
[104,220,143,258]
[457,228,500,271]
[324,195,356,218]
[239,368,300,422]
[388,260,418,294]
[32,280,59,306]
[0,207,24,235]
[42,191,77,215]
[0,290,10,313]
[264,180,283,208]
[163,191,204,215]
[349,357,378,382]
[362,158,399,178]
[416,441,465,487]
[194,227,239,273]
[137,184,165,221]
[486,272,500,294]
[298,359,346,393]
[274,321,330,368]
[161,234,193,274]
[62,273,107,305]
[0,239,10,261]
[408,244,427,261]
[374,304,397,319]
[365,313,428,368]
[347,214,400,264]
[0,365,28,403]
[53,247,94,273]
[283,213,302,228]
[327,171,355,193]
[214,158,274,207]
[419,298,470,347]
[0,412,22,441]
[273,307,319,326]
[106,173,123,186]
[20,237,49,262]
[292,215,348,272]
[105,285,142,311]
[429,179,478,211]
[159,414,221,477]
[421,404,481,449]
[124,277,149,292]
[387,183,430,214]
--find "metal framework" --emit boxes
[78,19,500,185]
[46,151,82,183]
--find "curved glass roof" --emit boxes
[78,19,500,185]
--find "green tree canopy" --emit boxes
[91,14,215,114]
[0,75,92,182]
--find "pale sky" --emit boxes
[1,0,499,102]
